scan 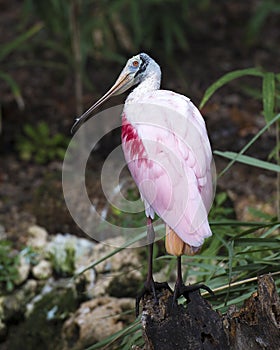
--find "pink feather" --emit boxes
[122,90,214,247]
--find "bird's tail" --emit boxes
[165,225,201,256]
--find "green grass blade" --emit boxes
[73,234,144,276]
[260,224,280,237]
[214,151,280,172]
[262,72,275,123]
[209,220,273,227]
[200,68,264,108]
[216,113,280,177]
[85,318,141,350]
[0,72,24,109]
[74,224,164,276]
[0,23,43,61]
[235,238,280,246]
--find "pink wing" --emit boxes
[122,90,214,247]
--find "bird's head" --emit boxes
[71,53,160,133]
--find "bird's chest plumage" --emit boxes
[122,114,145,160]
[121,113,154,170]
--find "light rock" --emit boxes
[14,255,30,286]
[82,236,143,298]
[25,277,77,319]
[92,236,140,274]
[27,225,48,249]
[1,279,38,322]
[74,268,96,299]
[154,264,175,284]
[90,274,112,298]
[4,278,79,350]
[46,233,96,276]
[89,268,142,298]
[62,297,134,350]
[32,260,52,280]
[106,268,142,298]
[45,234,97,298]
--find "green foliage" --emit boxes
[20,246,39,266]
[109,186,147,228]
[24,1,78,61]
[158,210,280,314]
[0,244,38,292]
[119,0,191,57]
[85,318,142,350]
[0,240,20,292]
[81,215,280,349]
[23,0,212,68]
[0,23,43,109]
[200,68,280,177]
[200,67,280,122]
[16,121,70,164]
[214,149,280,172]
[218,114,280,178]
[85,65,280,348]
[208,191,236,223]
[194,67,280,313]
[246,0,280,45]
[262,72,276,123]
[203,222,280,312]
[200,68,263,109]
[91,0,210,59]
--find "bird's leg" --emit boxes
[173,256,214,305]
[136,218,171,316]
[145,217,156,294]
[173,256,183,302]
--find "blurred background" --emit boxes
[0,1,279,349]
[1,0,279,238]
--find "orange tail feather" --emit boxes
[165,225,202,256]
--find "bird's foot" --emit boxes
[173,280,214,306]
[136,279,171,317]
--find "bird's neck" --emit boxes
[126,74,161,103]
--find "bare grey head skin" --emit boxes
[71,53,161,133]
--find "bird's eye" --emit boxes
[132,60,139,67]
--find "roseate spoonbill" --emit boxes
[71,53,214,313]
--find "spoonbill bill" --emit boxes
[71,53,214,312]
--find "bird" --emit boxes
[71,53,214,314]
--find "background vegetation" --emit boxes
[0,0,280,349]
